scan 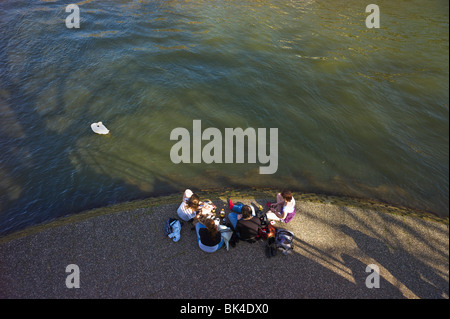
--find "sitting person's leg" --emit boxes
[272,193,284,212]
[266,211,281,221]
[229,198,243,213]
[216,237,224,250]
[228,212,239,230]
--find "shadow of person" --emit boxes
[340,224,448,299]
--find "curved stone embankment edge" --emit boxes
[1,187,447,244]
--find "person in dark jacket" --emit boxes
[228,204,261,242]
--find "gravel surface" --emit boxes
[0,198,448,299]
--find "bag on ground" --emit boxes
[274,228,294,255]
[164,218,182,242]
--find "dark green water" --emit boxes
[0,0,448,235]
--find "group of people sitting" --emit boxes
[176,189,296,253]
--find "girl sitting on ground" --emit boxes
[266,190,296,223]
[196,217,224,253]
[177,189,202,222]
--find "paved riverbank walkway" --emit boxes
[0,198,448,299]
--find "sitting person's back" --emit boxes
[236,214,261,241]
[198,226,221,246]
[229,204,261,241]
[177,189,201,222]
[196,218,224,253]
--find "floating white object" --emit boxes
[91,122,109,134]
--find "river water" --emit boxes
[0,0,448,235]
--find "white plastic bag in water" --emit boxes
[91,122,109,134]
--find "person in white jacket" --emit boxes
[177,189,201,222]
